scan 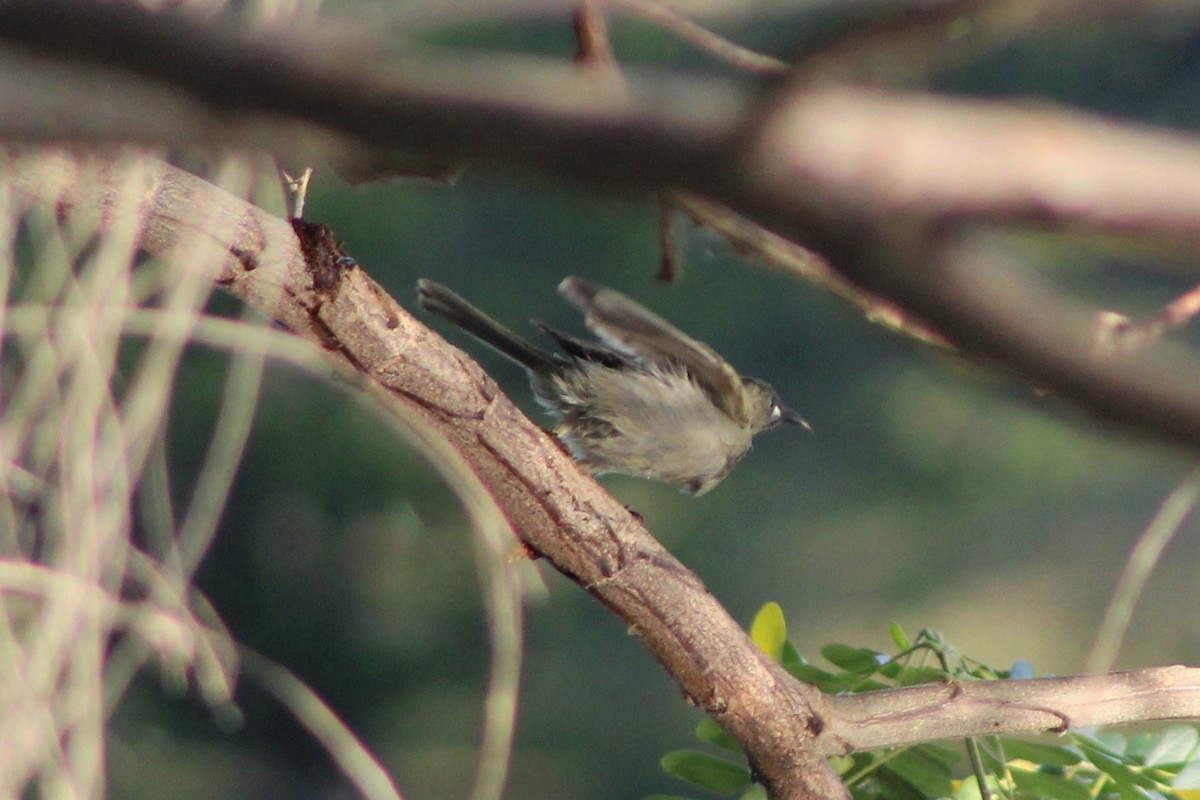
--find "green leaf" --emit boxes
[915,742,962,767]
[876,762,931,800]
[977,741,1006,774]
[1126,732,1160,761]
[750,603,787,662]
[889,622,912,651]
[780,641,805,673]
[953,774,987,800]
[783,660,844,692]
[644,796,700,800]
[829,754,857,777]
[1076,740,1160,790]
[736,784,768,800]
[878,660,902,679]
[1010,766,1094,800]
[842,675,891,693]
[661,750,752,795]
[1001,738,1083,767]
[1173,759,1200,789]
[822,643,887,675]
[881,747,954,798]
[1137,791,1173,800]
[892,665,951,687]
[1095,731,1129,755]
[1144,726,1200,767]
[785,647,892,692]
[695,719,744,755]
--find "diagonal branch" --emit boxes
[1094,284,1200,356]
[607,0,788,75]
[669,193,950,347]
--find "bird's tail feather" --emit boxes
[417,280,559,373]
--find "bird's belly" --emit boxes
[562,408,751,493]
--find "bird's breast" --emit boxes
[549,363,752,492]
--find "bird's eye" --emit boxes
[770,404,782,421]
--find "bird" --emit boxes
[416,276,808,494]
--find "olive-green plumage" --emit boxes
[417,277,807,494]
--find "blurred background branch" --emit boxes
[5,2,1200,451]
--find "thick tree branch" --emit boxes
[0,0,746,187]
[745,87,1200,239]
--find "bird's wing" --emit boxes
[533,321,636,370]
[558,276,750,425]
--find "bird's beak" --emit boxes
[782,407,812,431]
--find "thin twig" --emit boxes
[672,193,950,347]
[573,1,617,68]
[581,6,948,344]
[1085,467,1200,674]
[965,737,992,800]
[281,166,313,219]
[607,0,788,75]
[237,646,406,800]
[1094,282,1200,356]
[657,193,682,283]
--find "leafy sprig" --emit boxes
[651,604,1200,800]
